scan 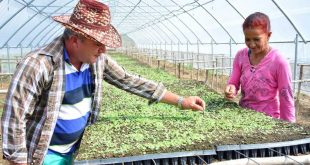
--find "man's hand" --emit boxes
[160,91,205,111]
[225,84,236,100]
[182,96,206,111]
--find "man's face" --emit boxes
[75,37,106,64]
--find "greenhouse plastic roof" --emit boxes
[0,0,310,48]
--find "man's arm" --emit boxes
[1,56,47,164]
[102,55,205,111]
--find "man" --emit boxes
[1,0,205,164]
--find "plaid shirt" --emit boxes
[1,36,166,164]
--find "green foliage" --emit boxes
[77,52,309,160]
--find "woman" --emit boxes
[225,12,295,122]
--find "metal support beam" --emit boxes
[0,0,35,30]
[271,0,306,43]
[1,0,56,48]
[18,0,75,46]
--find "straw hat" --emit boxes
[52,0,121,48]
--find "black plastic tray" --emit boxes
[74,137,310,165]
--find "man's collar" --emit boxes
[36,35,64,68]
[63,47,71,64]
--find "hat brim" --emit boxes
[53,15,122,48]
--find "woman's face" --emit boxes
[244,27,271,56]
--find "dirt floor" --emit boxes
[296,93,310,126]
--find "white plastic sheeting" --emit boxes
[0,0,309,75]
[0,0,309,46]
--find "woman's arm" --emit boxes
[225,52,242,100]
[277,57,295,122]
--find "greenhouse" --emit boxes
[0,0,310,164]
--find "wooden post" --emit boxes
[178,63,181,79]
[222,56,225,89]
[174,53,177,76]
[296,64,304,119]
[296,65,304,100]
[216,58,219,89]
[182,63,185,78]
[211,60,216,88]
[196,54,199,81]
[0,75,2,89]
[205,69,209,83]
[163,60,166,70]
[191,52,193,79]
[157,60,160,69]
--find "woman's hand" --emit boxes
[225,84,236,100]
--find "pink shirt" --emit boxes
[228,48,295,122]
